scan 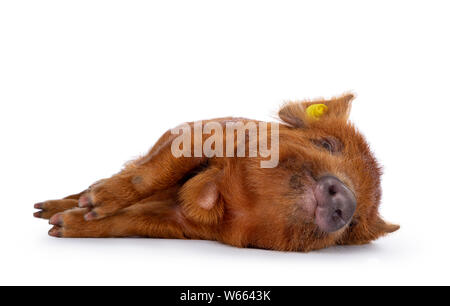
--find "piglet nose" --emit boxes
[314,176,356,233]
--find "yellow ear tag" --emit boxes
[306,104,328,120]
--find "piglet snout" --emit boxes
[314,176,356,233]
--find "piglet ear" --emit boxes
[278,93,355,127]
[302,93,355,121]
[339,215,399,246]
[374,216,400,234]
[278,101,307,128]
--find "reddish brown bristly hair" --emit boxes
[34,93,399,252]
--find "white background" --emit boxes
[1,0,449,285]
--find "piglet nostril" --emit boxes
[332,209,343,221]
[328,185,337,196]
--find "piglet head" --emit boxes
[250,93,399,251]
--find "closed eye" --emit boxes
[311,137,343,154]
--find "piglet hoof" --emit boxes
[33,199,79,220]
[46,208,98,238]
[48,226,63,238]
[77,184,129,221]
